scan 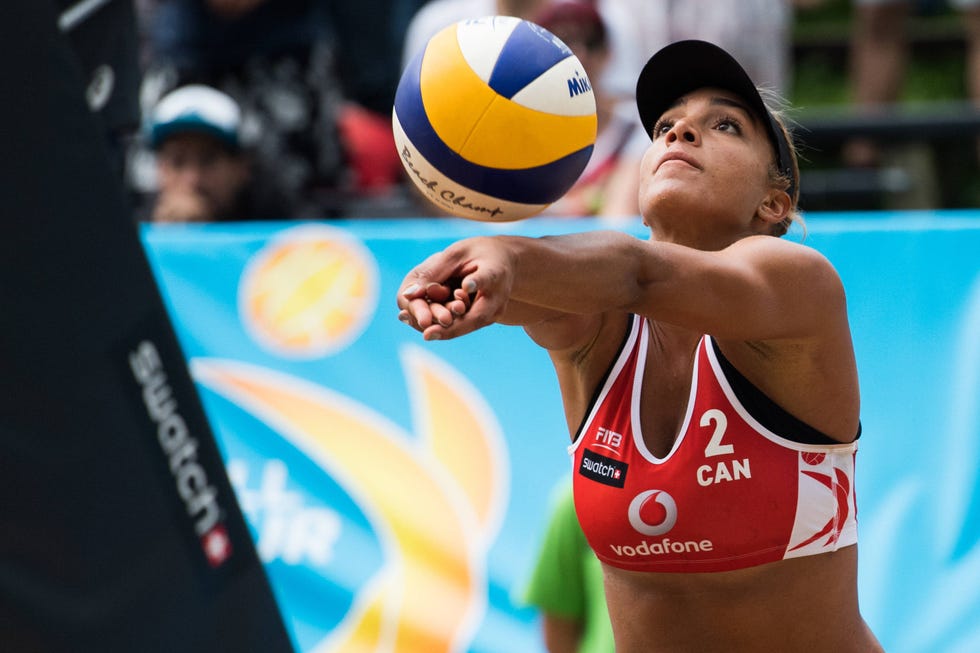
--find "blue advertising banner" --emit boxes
[142,212,980,653]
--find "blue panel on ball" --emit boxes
[467,144,593,205]
[488,20,572,99]
[394,51,592,205]
[393,50,432,142]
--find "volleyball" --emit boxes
[392,15,597,221]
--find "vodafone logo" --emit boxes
[628,489,677,536]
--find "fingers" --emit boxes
[422,282,453,304]
[398,280,450,306]
[418,281,496,341]
[445,286,472,317]
[398,282,461,333]
[422,281,475,327]
[459,276,478,296]
[428,301,455,328]
[396,241,491,340]
[420,301,492,341]
[400,247,464,297]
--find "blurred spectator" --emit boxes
[597,0,801,96]
[135,0,340,214]
[142,84,293,222]
[401,0,549,67]
[533,0,646,217]
[401,0,637,100]
[328,0,429,116]
[136,0,417,217]
[845,0,980,167]
[521,480,614,653]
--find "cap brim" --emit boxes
[636,40,771,139]
[149,117,240,151]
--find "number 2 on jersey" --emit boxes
[701,408,734,457]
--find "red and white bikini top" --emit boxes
[570,314,859,573]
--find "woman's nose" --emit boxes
[666,120,698,145]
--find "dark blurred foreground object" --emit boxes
[0,2,296,651]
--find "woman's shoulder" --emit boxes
[729,236,843,288]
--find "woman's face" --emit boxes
[637,87,777,244]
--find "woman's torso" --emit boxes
[603,545,879,653]
[551,313,881,652]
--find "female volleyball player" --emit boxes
[396,40,883,652]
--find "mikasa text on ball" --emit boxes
[393,15,597,221]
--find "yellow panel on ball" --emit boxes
[458,97,597,169]
[418,24,497,156]
[392,15,598,221]
[419,22,596,170]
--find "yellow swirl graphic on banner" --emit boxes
[192,347,508,653]
[239,225,378,359]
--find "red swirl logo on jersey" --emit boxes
[628,489,678,536]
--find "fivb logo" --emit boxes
[628,489,677,536]
[593,426,623,454]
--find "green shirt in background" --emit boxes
[521,481,615,653]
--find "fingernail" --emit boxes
[428,332,442,341]
[398,311,410,323]
[402,283,420,296]
[463,279,477,294]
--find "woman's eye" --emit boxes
[652,120,672,138]
[716,117,742,133]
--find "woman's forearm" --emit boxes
[497,230,652,315]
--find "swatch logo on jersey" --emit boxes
[580,448,628,487]
[628,489,678,536]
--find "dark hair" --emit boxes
[758,90,803,237]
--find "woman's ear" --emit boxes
[755,189,791,228]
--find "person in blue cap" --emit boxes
[396,40,883,652]
[145,84,291,222]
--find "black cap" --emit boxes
[635,40,797,202]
